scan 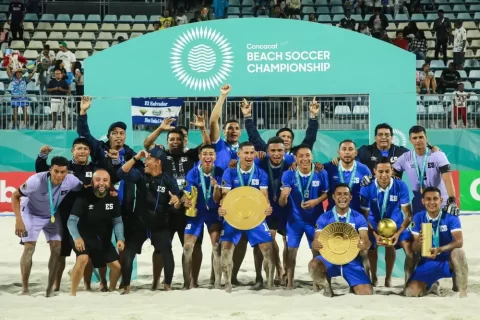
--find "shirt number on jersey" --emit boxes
[105,203,113,210]
[185,224,192,230]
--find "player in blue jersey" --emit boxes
[218,142,274,292]
[279,144,329,289]
[323,140,372,212]
[182,145,224,289]
[406,187,468,298]
[309,183,373,297]
[208,84,241,170]
[360,157,415,289]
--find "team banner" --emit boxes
[131,98,183,125]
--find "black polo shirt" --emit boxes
[9,1,25,23]
[47,78,69,96]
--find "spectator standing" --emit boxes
[54,60,68,81]
[368,7,388,39]
[160,9,175,27]
[36,44,55,96]
[408,30,427,60]
[213,0,228,19]
[7,66,36,129]
[393,31,408,50]
[175,7,188,25]
[339,9,356,31]
[47,68,70,130]
[8,0,25,42]
[0,25,8,50]
[56,42,76,85]
[189,11,202,23]
[418,63,437,94]
[402,21,418,40]
[452,21,467,70]
[433,9,451,66]
[439,62,461,93]
[452,83,470,128]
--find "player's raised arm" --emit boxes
[209,84,231,143]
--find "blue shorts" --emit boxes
[408,259,453,289]
[316,255,371,287]
[368,218,412,250]
[185,213,221,238]
[286,220,315,249]
[220,220,272,247]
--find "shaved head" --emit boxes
[92,169,110,197]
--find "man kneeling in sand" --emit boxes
[405,187,468,298]
[308,184,373,297]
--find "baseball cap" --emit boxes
[149,146,167,162]
[107,121,127,136]
[72,136,90,148]
[60,41,68,48]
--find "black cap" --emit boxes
[150,146,167,162]
[107,121,127,136]
[72,136,90,148]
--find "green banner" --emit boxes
[460,171,480,211]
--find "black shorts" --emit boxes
[168,208,203,245]
[71,237,119,268]
[125,227,171,255]
[60,223,73,257]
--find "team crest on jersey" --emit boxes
[21,183,27,190]
[85,171,93,177]
[222,180,227,187]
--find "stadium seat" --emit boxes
[65,32,80,40]
[101,23,116,32]
[258,15,269,18]
[103,15,118,23]
[46,41,59,50]
[453,4,468,12]
[27,40,43,50]
[243,0,254,6]
[333,14,343,23]
[417,22,430,30]
[317,15,331,23]
[23,50,38,60]
[32,31,48,40]
[331,6,344,14]
[302,0,314,5]
[0,82,5,95]
[394,14,409,22]
[417,104,427,115]
[24,13,38,22]
[40,14,55,22]
[75,51,89,60]
[0,4,8,13]
[149,15,160,22]
[87,14,101,23]
[84,23,99,32]
[57,14,71,23]
[130,32,143,39]
[465,59,480,69]
[434,70,443,78]
[464,21,476,30]
[426,13,438,21]
[461,81,473,90]
[132,24,147,32]
[52,22,68,31]
[316,7,329,14]
[48,32,64,40]
[94,41,110,50]
[116,24,131,32]
[334,105,352,116]
[114,32,129,40]
[229,0,240,5]
[81,32,96,41]
[428,104,445,115]
[352,105,368,115]
[416,60,425,69]
[68,23,84,32]
[228,7,240,14]
[72,14,87,23]
[119,15,134,23]
[469,70,480,80]
[459,70,468,79]
[23,22,34,31]
[467,30,480,39]
[26,81,39,94]
[134,15,148,23]
[229,15,240,18]
[438,5,452,12]
[316,0,328,5]
[424,31,434,40]
[351,14,364,22]
[147,24,155,31]
[23,31,31,40]
[475,81,480,89]
[456,12,471,20]
[65,41,76,50]
[411,13,425,21]
[98,32,113,41]
[0,70,8,81]
[77,41,93,50]
[430,60,446,69]
[330,0,342,5]
[36,22,52,31]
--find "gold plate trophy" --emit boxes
[421,222,433,257]
[318,222,360,265]
[184,186,198,218]
[377,218,397,245]
[222,186,268,230]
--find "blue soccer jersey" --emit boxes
[323,160,372,212]
[213,138,239,170]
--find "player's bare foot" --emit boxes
[251,278,263,291]
[267,284,276,291]
[46,288,55,298]
[323,287,334,297]
[384,278,392,288]
[121,286,131,295]
[371,276,378,287]
[164,284,172,291]
[225,284,233,293]
[54,288,60,292]
[99,282,108,292]
[214,281,222,289]
[20,290,29,296]
[231,278,241,286]
[84,285,93,291]
[191,281,199,289]
[313,282,320,292]
[429,281,440,295]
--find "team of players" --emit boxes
[11,87,468,297]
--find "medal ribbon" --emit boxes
[376,180,391,220]
[199,164,214,209]
[414,150,430,192]
[333,206,352,224]
[47,177,62,223]
[427,210,443,248]
[226,140,238,160]
[295,164,314,200]
[338,161,357,188]
[267,159,284,201]
[237,162,255,186]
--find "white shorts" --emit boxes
[50,99,65,113]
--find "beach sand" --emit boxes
[0,215,479,320]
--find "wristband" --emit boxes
[447,196,456,204]
[244,115,253,120]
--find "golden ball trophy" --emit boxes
[377,218,397,246]
[421,222,433,257]
[184,186,198,218]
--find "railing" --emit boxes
[1,94,479,131]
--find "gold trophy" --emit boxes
[377,218,397,246]
[184,186,198,218]
[421,223,433,257]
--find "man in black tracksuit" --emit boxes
[8,0,25,43]
[35,136,101,291]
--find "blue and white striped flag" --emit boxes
[131,98,183,125]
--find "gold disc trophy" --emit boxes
[222,186,268,230]
[318,222,360,265]
[184,186,198,217]
[377,218,397,246]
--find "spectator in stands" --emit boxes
[56,42,76,85]
[190,11,202,23]
[161,20,172,29]
[439,62,461,93]
[358,23,371,36]
[416,71,421,94]
[394,0,409,20]
[393,31,408,50]
[8,0,25,43]
[344,0,363,16]
[402,21,418,41]
[418,63,437,94]
[339,9,356,31]
[253,0,269,17]
[285,0,300,16]
[36,44,55,96]
[368,7,388,39]
[308,13,317,22]
[160,9,175,27]
[153,22,160,31]
[452,21,467,70]
[54,60,67,81]
[0,25,7,50]
[380,30,392,44]
[175,7,188,25]
[213,0,228,19]
[433,9,451,66]
[408,30,427,60]
[200,7,211,21]
[271,5,287,18]
[117,36,125,43]
[47,68,70,130]
[452,82,470,128]
[7,66,36,130]
[74,62,84,95]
